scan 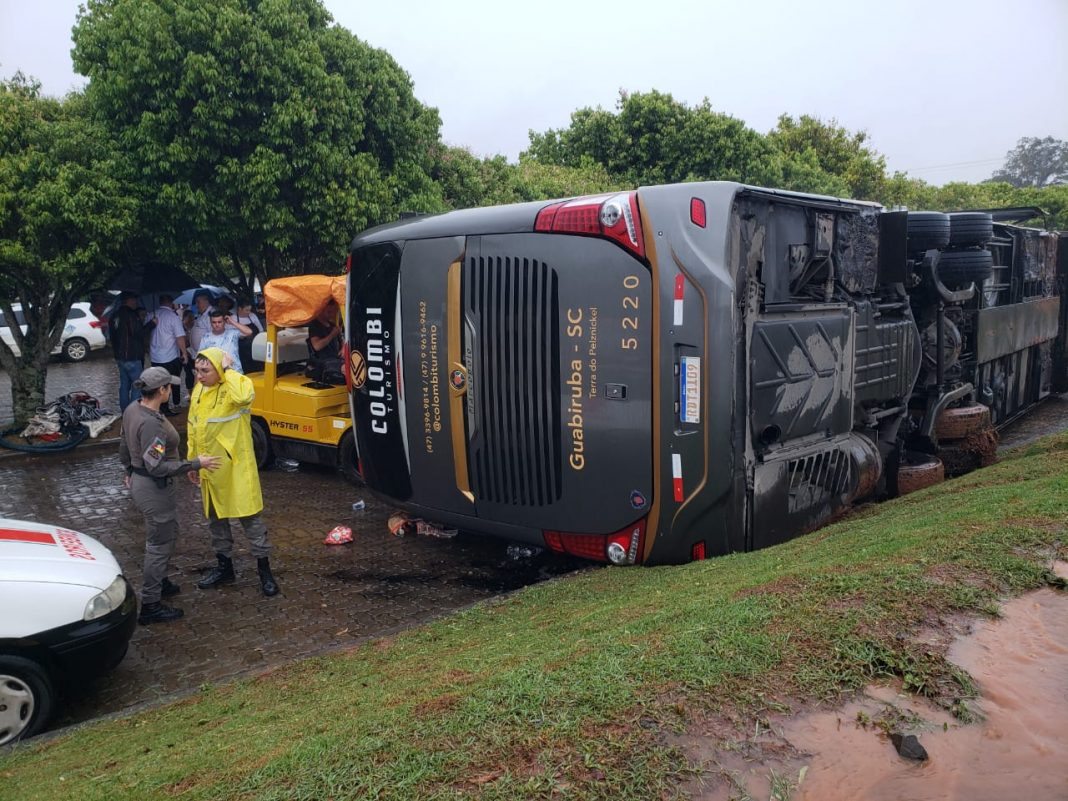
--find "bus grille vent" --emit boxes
[466,255,562,506]
[786,449,851,513]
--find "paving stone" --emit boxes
[0,356,590,729]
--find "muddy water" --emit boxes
[783,565,1068,801]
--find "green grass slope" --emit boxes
[3,433,1066,800]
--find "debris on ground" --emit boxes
[506,544,544,560]
[323,525,353,545]
[275,457,299,471]
[386,513,457,539]
[351,499,365,511]
[890,732,929,761]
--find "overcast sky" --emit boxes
[2,0,1066,185]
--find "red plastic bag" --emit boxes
[324,525,353,545]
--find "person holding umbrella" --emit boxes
[109,291,147,410]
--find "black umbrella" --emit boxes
[107,263,201,294]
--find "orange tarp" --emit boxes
[263,275,345,327]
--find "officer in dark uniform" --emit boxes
[119,366,220,624]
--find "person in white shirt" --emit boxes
[189,290,215,354]
[234,297,264,373]
[197,310,253,373]
[147,295,188,416]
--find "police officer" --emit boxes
[119,366,220,624]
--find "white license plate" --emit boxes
[680,356,701,424]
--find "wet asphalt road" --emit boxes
[2,354,1067,733]
[0,353,589,731]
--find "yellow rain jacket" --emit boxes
[187,347,264,518]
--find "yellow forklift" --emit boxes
[247,275,360,484]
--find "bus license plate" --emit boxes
[680,356,701,424]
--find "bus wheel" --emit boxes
[338,430,362,486]
[937,249,994,286]
[948,212,994,248]
[936,403,991,441]
[906,212,951,254]
[251,418,274,470]
[897,454,944,496]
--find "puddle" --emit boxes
[687,563,1068,801]
[785,563,1068,801]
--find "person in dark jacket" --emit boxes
[110,291,147,410]
[119,366,220,624]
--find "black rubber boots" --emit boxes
[197,553,235,589]
[257,557,279,597]
[197,553,279,597]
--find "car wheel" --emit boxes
[338,429,363,486]
[896,454,944,496]
[251,418,274,470]
[907,212,951,254]
[63,337,89,362]
[0,656,55,746]
[948,212,994,248]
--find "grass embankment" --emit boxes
[3,434,1067,801]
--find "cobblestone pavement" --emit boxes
[0,439,588,730]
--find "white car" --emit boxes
[0,302,108,362]
[0,518,137,744]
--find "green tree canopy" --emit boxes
[0,74,137,425]
[525,90,780,188]
[990,136,1068,188]
[72,0,444,289]
[766,114,887,199]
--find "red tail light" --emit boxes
[344,253,352,274]
[341,341,352,390]
[89,320,105,329]
[690,197,707,228]
[543,518,646,565]
[535,192,645,259]
[691,541,706,561]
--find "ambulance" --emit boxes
[0,518,136,744]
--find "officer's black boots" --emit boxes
[161,577,181,597]
[197,553,236,589]
[257,557,280,597]
[138,601,184,625]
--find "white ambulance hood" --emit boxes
[0,517,123,591]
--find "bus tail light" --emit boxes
[341,341,352,391]
[543,518,646,565]
[535,192,645,259]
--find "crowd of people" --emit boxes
[109,288,275,624]
[107,289,264,412]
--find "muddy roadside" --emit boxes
[667,403,1068,801]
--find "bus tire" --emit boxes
[897,454,944,496]
[907,212,951,253]
[251,418,274,470]
[936,403,991,441]
[937,249,994,285]
[338,430,362,486]
[948,212,994,247]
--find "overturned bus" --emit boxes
[345,183,1067,565]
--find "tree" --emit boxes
[0,75,137,427]
[767,114,887,199]
[525,90,780,188]
[72,0,444,294]
[990,136,1068,188]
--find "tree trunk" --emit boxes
[8,354,48,429]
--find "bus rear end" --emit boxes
[347,184,744,564]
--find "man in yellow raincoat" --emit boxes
[187,347,279,596]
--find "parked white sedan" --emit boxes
[0,302,108,362]
[0,518,136,744]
